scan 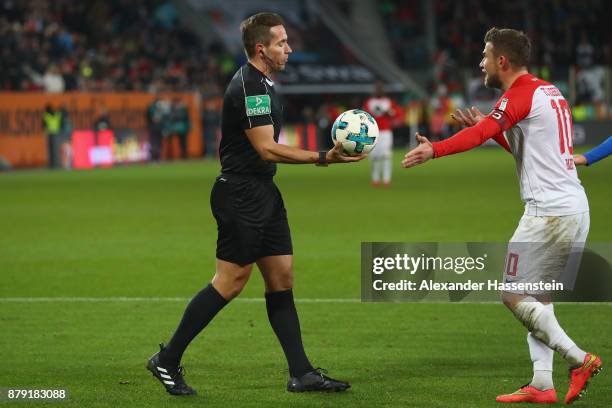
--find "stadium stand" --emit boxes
[0,0,609,168]
[0,0,228,93]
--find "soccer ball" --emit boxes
[331,109,379,155]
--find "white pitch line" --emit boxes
[0,297,610,305]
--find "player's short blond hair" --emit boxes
[484,27,531,68]
[240,12,285,58]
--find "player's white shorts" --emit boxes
[369,129,392,160]
[503,212,590,294]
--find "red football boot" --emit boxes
[565,353,602,404]
[496,385,558,404]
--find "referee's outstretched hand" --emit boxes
[326,142,367,163]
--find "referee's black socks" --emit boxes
[160,283,228,366]
[265,289,314,378]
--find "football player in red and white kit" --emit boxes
[363,80,401,186]
[403,28,602,404]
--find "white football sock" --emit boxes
[382,156,392,184]
[371,159,381,183]
[512,298,586,367]
[527,330,554,390]
[566,345,587,367]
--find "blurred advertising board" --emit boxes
[0,92,201,168]
[71,129,150,170]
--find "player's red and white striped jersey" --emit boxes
[491,74,588,216]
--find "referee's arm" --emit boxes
[245,125,364,165]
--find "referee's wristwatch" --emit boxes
[316,151,328,167]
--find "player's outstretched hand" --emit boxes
[451,106,485,127]
[326,142,367,163]
[573,154,587,166]
[402,133,433,168]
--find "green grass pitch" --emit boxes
[1,147,610,407]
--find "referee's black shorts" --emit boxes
[210,174,293,266]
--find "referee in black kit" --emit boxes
[147,12,364,396]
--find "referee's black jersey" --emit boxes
[219,62,283,177]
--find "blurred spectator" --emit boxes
[429,84,453,140]
[59,105,72,169]
[315,104,333,150]
[146,97,169,162]
[169,98,190,159]
[576,31,595,69]
[42,104,63,168]
[93,105,112,147]
[153,1,179,30]
[0,155,11,171]
[576,67,605,104]
[201,98,221,159]
[25,64,65,93]
[94,106,112,132]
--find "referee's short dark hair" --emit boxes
[240,12,285,58]
[484,27,531,68]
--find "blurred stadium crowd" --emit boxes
[0,0,235,93]
[383,0,610,72]
[382,0,610,119]
[0,0,610,163]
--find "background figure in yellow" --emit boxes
[42,104,63,169]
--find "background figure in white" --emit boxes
[363,80,400,187]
